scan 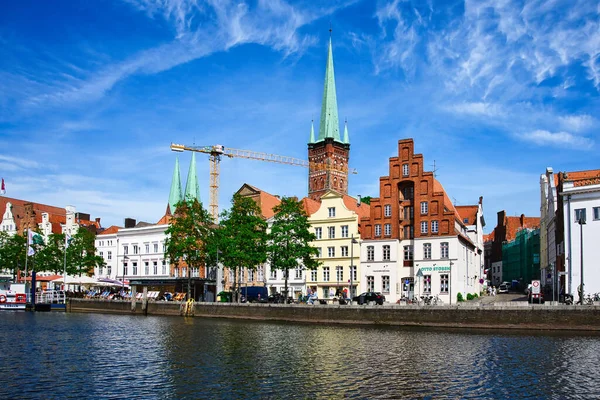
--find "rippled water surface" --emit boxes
[1,312,600,399]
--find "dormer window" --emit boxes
[328,207,336,217]
[463,218,469,224]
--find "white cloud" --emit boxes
[518,130,594,149]
[558,114,595,132]
[446,102,505,117]
[0,155,40,170]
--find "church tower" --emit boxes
[308,36,350,201]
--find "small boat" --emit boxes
[0,283,27,310]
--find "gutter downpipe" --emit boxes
[566,195,572,296]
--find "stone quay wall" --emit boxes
[66,299,600,331]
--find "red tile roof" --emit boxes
[456,205,479,225]
[505,215,540,242]
[0,195,100,234]
[342,195,370,219]
[484,232,495,242]
[563,169,600,187]
[300,197,321,216]
[236,184,281,219]
[98,225,121,235]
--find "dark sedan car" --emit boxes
[352,292,386,305]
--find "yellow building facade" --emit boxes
[306,191,368,300]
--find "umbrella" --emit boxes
[97,277,128,286]
[51,276,99,286]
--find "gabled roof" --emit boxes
[0,196,100,233]
[342,195,370,219]
[456,205,479,225]
[98,225,121,235]
[484,232,495,242]
[300,197,321,216]
[505,215,540,242]
[235,183,281,220]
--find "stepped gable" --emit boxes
[0,195,100,234]
[235,183,281,220]
[361,138,473,242]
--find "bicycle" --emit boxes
[432,295,444,306]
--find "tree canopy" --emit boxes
[164,199,215,298]
[218,194,268,302]
[267,197,319,299]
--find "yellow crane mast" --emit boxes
[170,143,357,222]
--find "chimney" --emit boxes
[124,218,136,229]
[520,214,525,227]
[497,210,506,227]
[95,217,101,226]
[478,196,483,205]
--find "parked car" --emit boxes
[352,292,386,305]
[498,284,509,294]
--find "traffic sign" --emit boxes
[532,280,541,294]
[416,269,423,278]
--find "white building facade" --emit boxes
[562,176,600,298]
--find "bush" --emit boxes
[466,293,474,300]
[457,292,464,302]
[473,293,478,299]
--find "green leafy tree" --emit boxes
[66,228,104,277]
[35,233,65,274]
[360,196,372,205]
[164,199,214,299]
[0,231,27,279]
[219,194,268,302]
[267,197,319,301]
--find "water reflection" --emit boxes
[1,313,599,399]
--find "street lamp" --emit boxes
[449,261,454,305]
[577,216,586,304]
[350,235,359,304]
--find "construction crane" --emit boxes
[170,143,357,222]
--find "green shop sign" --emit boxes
[418,266,451,273]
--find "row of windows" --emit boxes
[264,266,358,283]
[123,243,165,255]
[366,274,450,294]
[575,207,600,222]
[315,246,355,258]
[366,242,449,261]
[97,240,114,247]
[1,224,14,231]
[230,267,265,283]
[374,220,442,237]
[122,260,167,276]
[315,225,350,239]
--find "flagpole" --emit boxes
[63,235,68,292]
[24,229,29,296]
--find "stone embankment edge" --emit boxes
[66,299,600,332]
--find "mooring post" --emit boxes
[131,286,137,312]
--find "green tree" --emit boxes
[164,199,214,300]
[67,228,104,277]
[360,196,372,205]
[219,194,268,302]
[267,197,319,301]
[35,233,65,274]
[0,231,27,279]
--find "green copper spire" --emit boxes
[309,120,315,144]
[168,156,183,213]
[184,152,201,202]
[343,119,350,144]
[317,38,341,143]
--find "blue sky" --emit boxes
[0,0,598,232]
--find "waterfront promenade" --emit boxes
[66,298,600,332]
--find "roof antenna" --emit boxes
[431,160,440,178]
[329,22,332,37]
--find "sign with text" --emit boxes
[418,266,451,273]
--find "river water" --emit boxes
[1,312,599,399]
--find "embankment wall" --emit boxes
[66,299,600,331]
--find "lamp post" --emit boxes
[449,261,454,305]
[122,255,128,292]
[350,235,358,304]
[577,216,586,304]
